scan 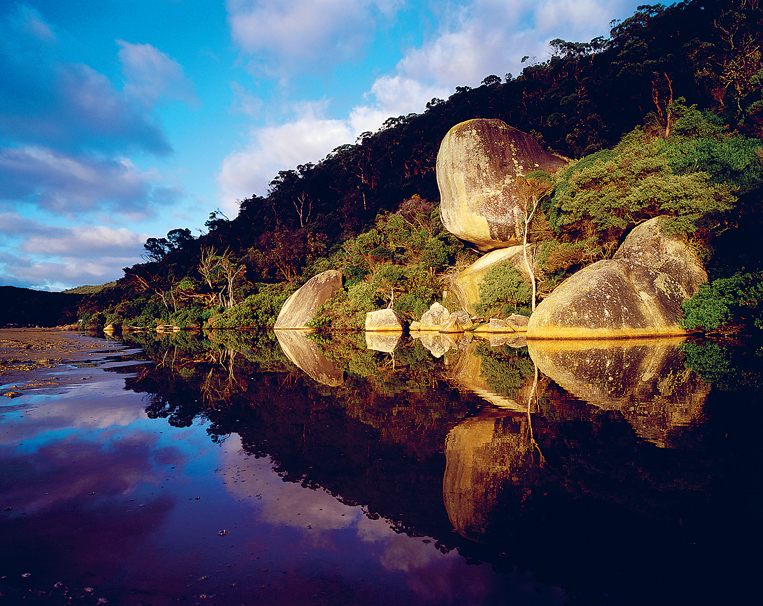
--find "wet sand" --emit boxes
[0,328,125,397]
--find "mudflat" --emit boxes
[0,328,124,396]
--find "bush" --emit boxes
[476,262,532,318]
[208,283,295,328]
[681,271,763,331]
[547,124,736,254]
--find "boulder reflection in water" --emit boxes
[527,338,709,447]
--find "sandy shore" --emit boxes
[0,328,126,397]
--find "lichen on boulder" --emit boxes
[527,217,708,339]
[436,118,567,251]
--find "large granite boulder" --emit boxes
[450,245,529,314]
[527,217,707,339]
[436,119,567,251]
[274,270,343,330]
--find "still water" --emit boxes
[1,329,761,606]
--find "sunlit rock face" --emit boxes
[613,216,707,296]
[436,119,567,252]
[440,310,473,333]
[450,245,529,314]
[417,301,451,331]
[364,308,404,332]
[527,338,709,447]
[443,409,537,542]
[473,315,529,335]
[527,218,707,339]
[274,330,344,387]
[274,270,343,330]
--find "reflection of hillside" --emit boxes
[274,329,344,386]
[528,338,710,447]
[116,332,760,605]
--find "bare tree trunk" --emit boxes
[522,198,539,312]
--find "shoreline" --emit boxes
[0,328,126,397]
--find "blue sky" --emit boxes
[0,0,647,291]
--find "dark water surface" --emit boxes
[1,330,761,606]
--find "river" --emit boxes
[1,329,760,605]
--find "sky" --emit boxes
[0,0,649,292]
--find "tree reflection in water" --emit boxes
[82,331,763,602]
[122,333,761,603]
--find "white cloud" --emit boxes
[0,146,180,220]
[117,40,197,108]
[217,102,354,209]
[229,81,263,116]
[367,0,643,99]
[0,213,147,289]
[15,3,56,42]
[22,225,146,256]
[226,0,403,77]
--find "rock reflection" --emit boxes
[274,329,344,386]
[527,338,709,447]
[415,332,458,357]
[443,409,540,542]
[365,331,402,353]
[447,340,535,411]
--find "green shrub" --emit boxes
[547,125,736,254]
[681,271,763,331]
[476,262,532,318]
[209,283,295,328]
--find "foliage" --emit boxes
[208,283,295,328]
[547,125,736,256]
[476,262,532,318]
[681,340,763,392]
[681,271,763,331]
[308,282,383,332]
[476,343,535,398]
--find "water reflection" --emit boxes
[274,329,344,386]
[447,340,535,411]
[527,338,710,447]
[2,329,761,605]
[444,408,540,542]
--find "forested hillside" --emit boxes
[79,0,763,334]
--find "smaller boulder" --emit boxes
[474,315,529,334]
[440,311,474,333]
[419,302,451,330]
[365,308,405,332]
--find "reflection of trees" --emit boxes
[115,331,760,606]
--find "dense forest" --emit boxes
[73,0,763,334]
